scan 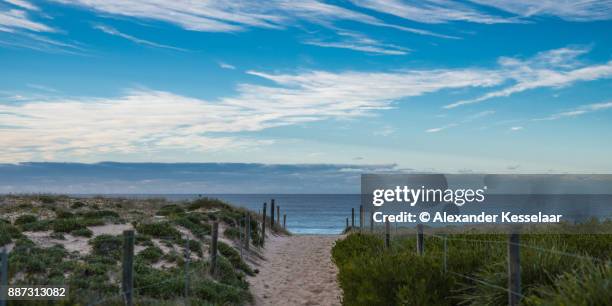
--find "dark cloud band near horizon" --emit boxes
[0,162,399,194]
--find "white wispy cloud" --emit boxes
[0,66,501,162]
[510,126,524,131]
[0,8,53,32]
[426,124,457,133]
[350,0,518,24]
[218,62,236,70]
[4,0,40,11]
[303,31,409,55]
[50,0,448,38]
[471,0,612,22]
[4,0,38,11]
[445,47,612,108]
[93,24,187,51]
[425,110,495,133]
[0,31,87,55]
[534,101,612,121]
[352,0,612,23]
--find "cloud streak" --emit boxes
[94,24,187,51]
[353,0,612,23]
[445,47,612,108]
[303,31,409,55]
[351,0,518,24]
[50,0,449,39]
[471,0,612,22]
[535,101,612,121]
[0,8,53,32]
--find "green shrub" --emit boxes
[138,246,164,263]
[157,204,185,216]
[18,220,52,232]
[56,210,74,219]
[90,235,123,259]
[333,234,451,306]
[218,241,254,276]
[0,222,23,245]
[332,233,383,267]
[52,218,86,233]
[224,227,241,240]
[136,222,181,240]
[524,263,611,305]
[172,215,211,238]
[38,195,57,204]
[135,234,155,247]
[71,228,93,237]
[70,201,86,209]
[79,210,120,223]
[187,198,231,211]
[14,214,37,225]
[187,239,203,257]
[9,238,68,275]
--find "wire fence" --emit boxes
[344,205,611,305]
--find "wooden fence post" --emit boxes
[122,230,135,306]
[385,220,390,249]
[210,222,219,275]
[1,248,8,306]
[443,234,447,273]
[508,233,521,306]
[245,213,251,252]
[270,199,275,228]
[184,238,190,305]
[283,214,286,229]
[262,202,267,246]
[351,208,355,228]
[238,218,243,259]
[359,205,364,231]
[416,224,424,255]
[276,206,280,226]
[345,218,349,231]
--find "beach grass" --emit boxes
[332,223,611,306]
[0,194,263,305]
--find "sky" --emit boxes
[1,0,612,179]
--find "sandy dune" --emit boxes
[248,234,342,306]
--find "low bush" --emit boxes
[187,198,231,211]
[157,204,185,216]
[14,214,37,225]
[218,241,254,276]
[70,201,86,209]
[90,234,123,259]
[138,246,164,263]
[524,263,611,305]
[136,222,182,240]
[172,215,211,239]
[52,218,86,233]
[19,220,52,232]
[71,228,93,237]
[224,227,241,240]
[0,222,23,245]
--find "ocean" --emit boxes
[86,194,360,235]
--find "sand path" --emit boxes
[248,234,342,306]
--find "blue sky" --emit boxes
[1,0,612,174]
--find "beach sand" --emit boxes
[248,234,342,306]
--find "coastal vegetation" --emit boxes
[332,222,612,306]
[0,194,263,305]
